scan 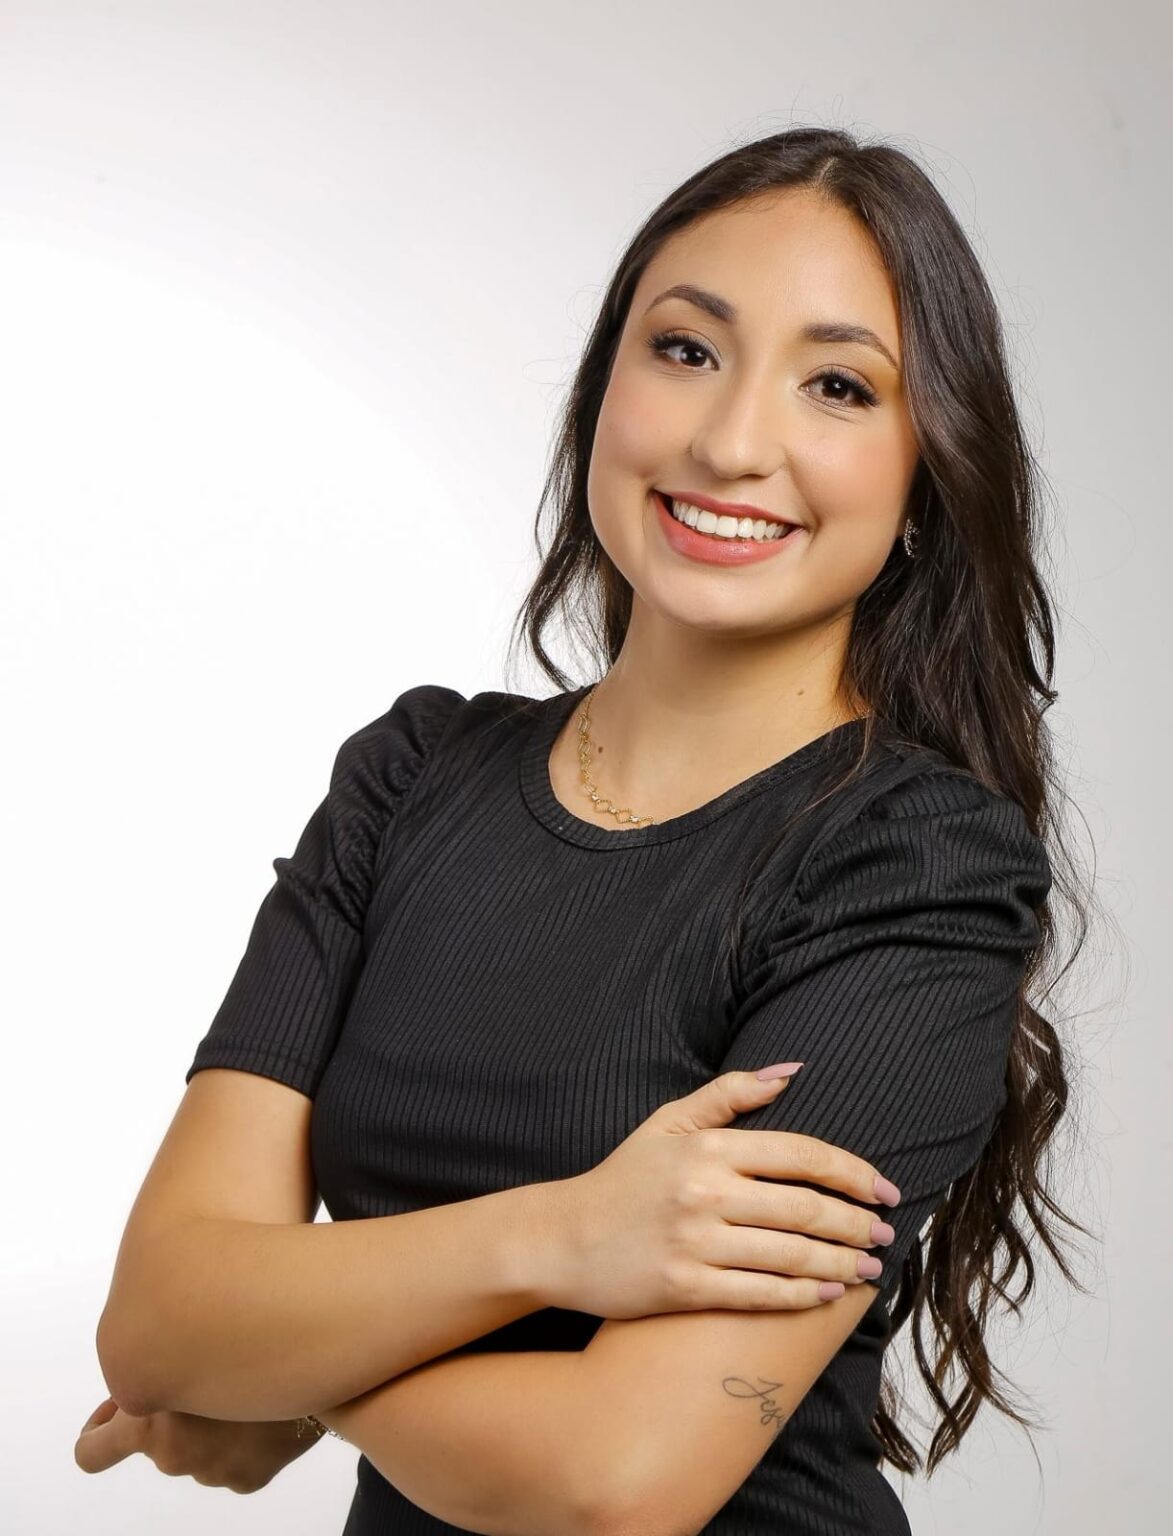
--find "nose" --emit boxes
[687,366,792,485]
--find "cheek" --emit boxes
[588,371,682,558]
[856,427,917,500]
[793,436,909,596]
[595,367,681,471]
[803,426,890,491]
[799,427,912,538]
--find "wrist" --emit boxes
[493,1177,584,1314]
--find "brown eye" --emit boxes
[646,329,716,369]
[806,369,880,408]
[645,333,880,411]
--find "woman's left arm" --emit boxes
[76,1354,599,1526]
[313,1285,885,1536]
[316,1349,599,1536]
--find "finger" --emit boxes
[687,1269,848,1312]
[653,1069,800,1134]
[78,1397,120,1434]
[706,1222,885,1288]
[722,1181,896,1254]
[74,1407,138,1475]
[712,1127,902,1208]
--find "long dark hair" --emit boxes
[504,126,1103,1475]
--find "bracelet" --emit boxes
[295,1413,345,1441]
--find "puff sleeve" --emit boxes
[718,764,1052,1296]
[184,683,465,1099]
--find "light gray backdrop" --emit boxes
[1,2,1162,1532]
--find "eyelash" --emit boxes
[644,328,881,409]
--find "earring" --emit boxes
[902,519,919,560]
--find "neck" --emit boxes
[578,606,868,811]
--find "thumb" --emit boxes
[655,1063,804,1134]
[79,1397,120,1435]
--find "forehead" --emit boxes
[634,190,900,340]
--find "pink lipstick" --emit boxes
[652,490,806,567]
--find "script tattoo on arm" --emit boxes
[721,1374,789,1437]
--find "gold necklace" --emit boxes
[575,684,657,827]
[575,684,873,829]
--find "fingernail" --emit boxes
[755,1061,804,1081]
[873,1175,902,1206]
[870,1219,896,1246]
[857,1254,884,1279]
[817,1281,846,1300]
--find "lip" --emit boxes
[657,488,800,529]
[652,489,805,566]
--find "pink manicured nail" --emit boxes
[818,1281,846,1300]
[873,1175,902,1207]
[870,1220,896,1246]
[755,1061,804,1081]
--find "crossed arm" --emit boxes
[106,774,1041,1532]
[312,1280,880,1536]
[98,1067,881,1534]
[98,1064,889,1535]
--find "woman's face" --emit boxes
[587,189,922,644]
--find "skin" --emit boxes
[74,1394,315,1493]
[550,187,923,826]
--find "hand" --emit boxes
[543,1069,899,1319]
[73,1393,321,1494]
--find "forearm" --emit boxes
[98,1179,573,1422]
[315,1349,602,1536]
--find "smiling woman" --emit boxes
[499,123,1092,1530]
[101,123,1094,1536]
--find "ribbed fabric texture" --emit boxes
[185,682,1052,1536]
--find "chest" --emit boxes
[309,789,776,1215]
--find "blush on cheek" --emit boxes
[600,367,681,466]
[840,432,914,508]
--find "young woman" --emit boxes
[83,127,1092,1535]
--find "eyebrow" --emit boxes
[641,283,901,373]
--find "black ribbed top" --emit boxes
[185,682,1052,1536]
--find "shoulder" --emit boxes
[321,683,468,857]
[734,753,1052,1010]
[790,751,1053,944]
[328,682,545,817]
[743,746,1052,965]
[335,683,469,783]
[831,752,1049,876]
[290,684,470,927]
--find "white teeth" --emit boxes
[668,497,793,542]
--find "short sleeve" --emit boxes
[184,683,465,1099]
[719,765,1052,1295]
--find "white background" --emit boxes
[1,2,1163,1532]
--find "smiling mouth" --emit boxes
[657,491,800,543]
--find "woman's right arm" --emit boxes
[96,1067,574,1424]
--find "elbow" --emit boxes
[550,1453,641,1536]
[586,1452,709,1536]
[96,1305,149,1418]
[588,1502,696,1536]
[568,1404,695,1536]
[578,1462,695,1536]
[96,1300,169,1419]
[96,1219,198,1417]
